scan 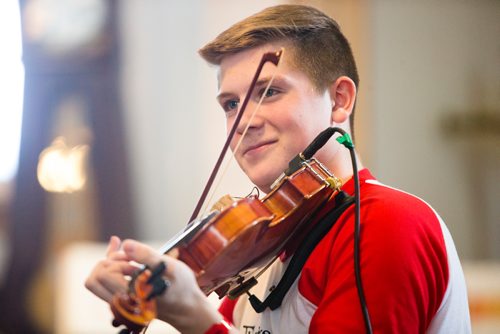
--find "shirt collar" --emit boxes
[339,168,375,196]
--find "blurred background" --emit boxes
[0,0,498,333]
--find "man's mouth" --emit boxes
[243,140,277,157]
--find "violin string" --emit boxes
[200,48,286,216]
[232,187,260,201]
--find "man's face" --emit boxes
[217,44,339,193]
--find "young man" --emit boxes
[85,5,471,333]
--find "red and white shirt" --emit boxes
[219,169,471,333]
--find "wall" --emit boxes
[370,0,500,259]
[120,1,285,241]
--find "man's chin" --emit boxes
[247,172,282,194]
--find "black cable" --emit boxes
[335,127,373,334]
[274,127,373,333]
[349,141,373,334]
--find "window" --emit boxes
[0,2,24,182]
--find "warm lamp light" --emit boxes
[37,136,89,193]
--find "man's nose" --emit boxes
[236,100,265,134]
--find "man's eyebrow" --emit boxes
[216,92,236,103]
[217,76,281,102]
[254,76,273,88]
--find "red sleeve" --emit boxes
[218,297,238,324]
[300,185,449,333]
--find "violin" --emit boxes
[109,49,347,333]
[111,156,341,333]
[168,157,341,297]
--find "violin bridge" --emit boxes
[211,194,236,212]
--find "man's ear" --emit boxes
[329,76,357,124]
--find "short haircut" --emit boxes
[199,5,360,133]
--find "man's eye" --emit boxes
[261,87,279,98]
[224,99,239,112]
[265,88,277,97]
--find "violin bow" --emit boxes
[188,49,283,222]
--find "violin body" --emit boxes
[174,158,340,298]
